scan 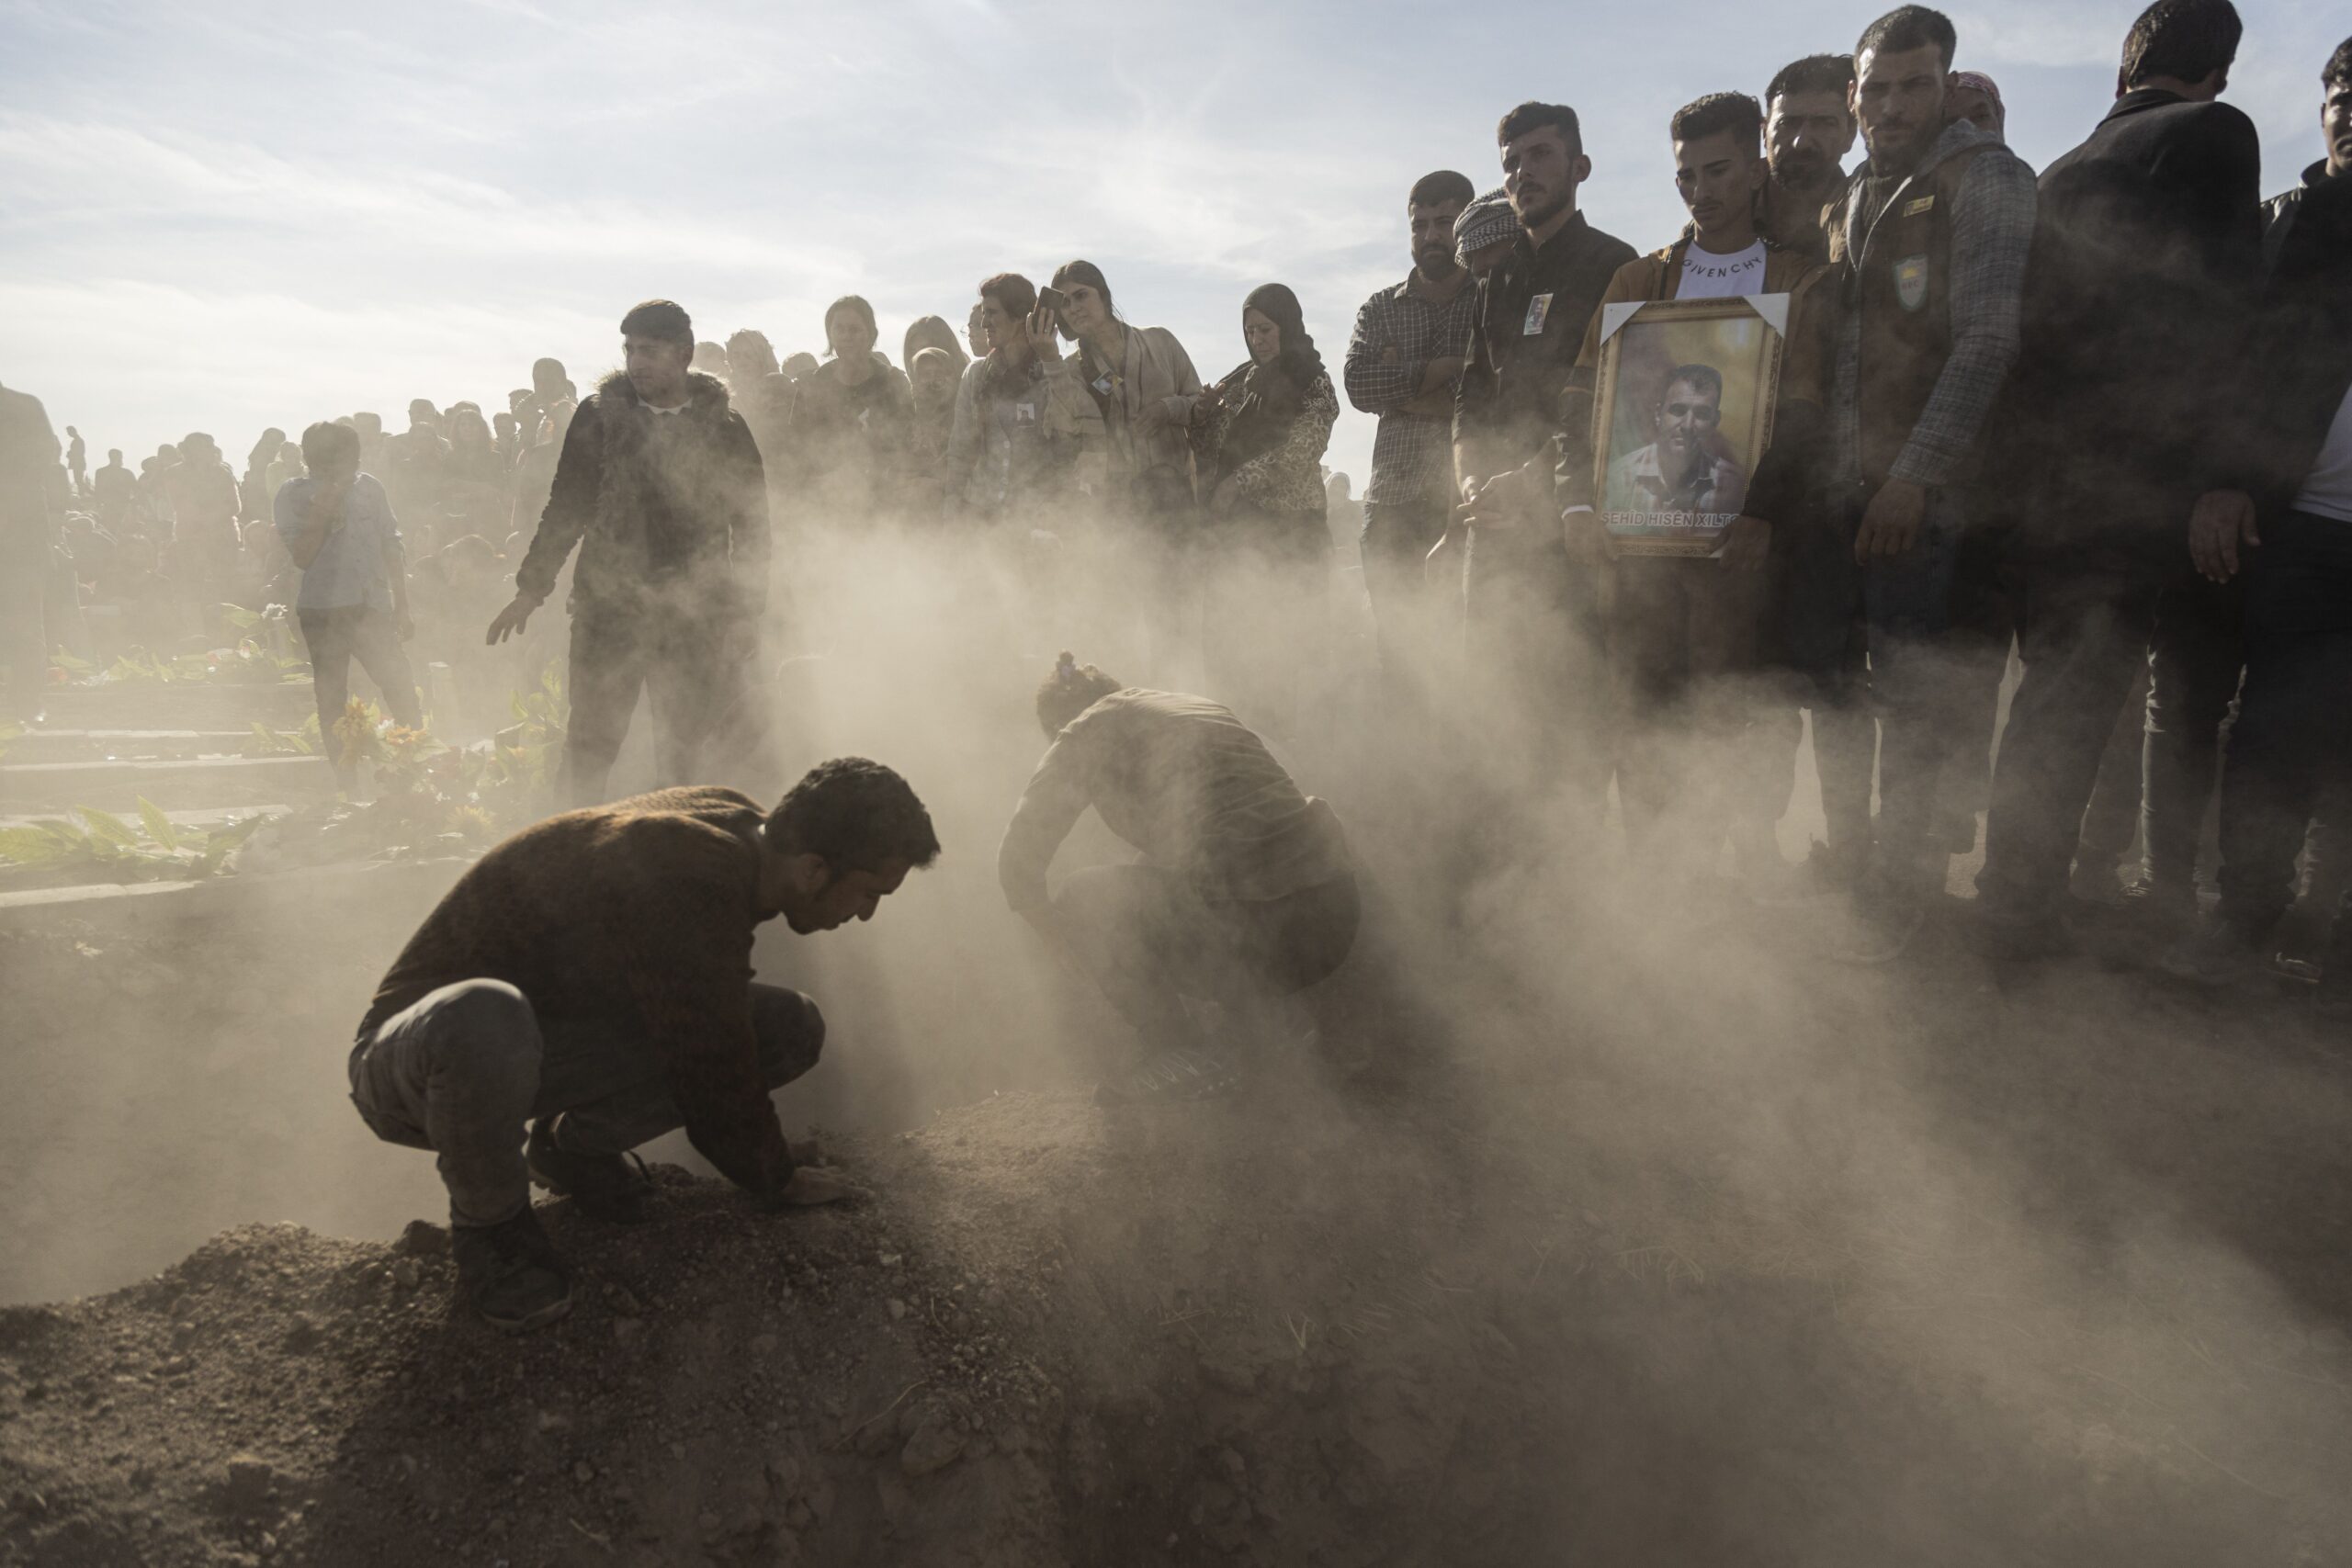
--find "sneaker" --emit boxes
[450,1206,572,1333]
[2156,917,2265,988]
[527,1117,653,1224]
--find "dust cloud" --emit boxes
[5,386,2348,1564]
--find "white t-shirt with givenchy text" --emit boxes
[1678,240,1767,299]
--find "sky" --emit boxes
[0,0,2342,488]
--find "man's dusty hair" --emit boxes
[1035,652,1122,738]
[1408,169,1476,209]
[766,758,941,873]
[619,299,694,347]
[1856,6,1957,71]
[1497,101,1582,156]
[2329,36,2352,92]
[1671,92,1763,147]
[2120,0,2241,90]
[1766,52,1856,109]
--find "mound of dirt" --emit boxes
[5,1032,2346,1567]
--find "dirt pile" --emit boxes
[5,961,2350,1567]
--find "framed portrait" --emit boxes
[1589,294,1790,558]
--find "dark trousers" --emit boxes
[347,978,823,1227]
[1360,494,1453,704]
[1464,530,1611,814]
[1610,555,1791,864]
[1977,558,2234,911]
[564,607,745,807]
[2218,512,2352,931]
[1052,864,1361,1058]
[1860,493,1975,892]
[1781,511,1874,852]
[2143,575,2243,897]
[297,604,423,743]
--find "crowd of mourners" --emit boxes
[2,0,2349,1012]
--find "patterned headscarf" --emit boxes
[1453,188,1519,261]
[1949,71,2002,105]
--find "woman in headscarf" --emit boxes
[901,315,969,383]
[1187,283,1339,739]
[1047,259,1204,676]
[792,293,915,526]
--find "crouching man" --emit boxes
[1001,655,1361,1102]
[348,762,940,1331]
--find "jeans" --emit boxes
[2217,512,2352,931]
[297,604,423,744]
[1051,864,1361,1058]
[1860,491,1973,891]
[348,978,824,1227]
[564,605,752,807]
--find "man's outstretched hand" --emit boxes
[771,1165,868,1207]
[486,590,543,646]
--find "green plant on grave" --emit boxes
[0,800,270,887]
[485,662,568,807]
[88,634,309,688]
[247,714,322,756]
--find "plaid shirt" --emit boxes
[1342,275,1481,506]
[1832,121,2035,489]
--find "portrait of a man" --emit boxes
[1603,362,1748,519]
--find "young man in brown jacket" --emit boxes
[347,761,939,1331]
[1557,92,1836,893]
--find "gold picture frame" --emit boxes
[1589,294,1788,558]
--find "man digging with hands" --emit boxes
[347,761,940,1331]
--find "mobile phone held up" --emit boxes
[1036,285,1070,317]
